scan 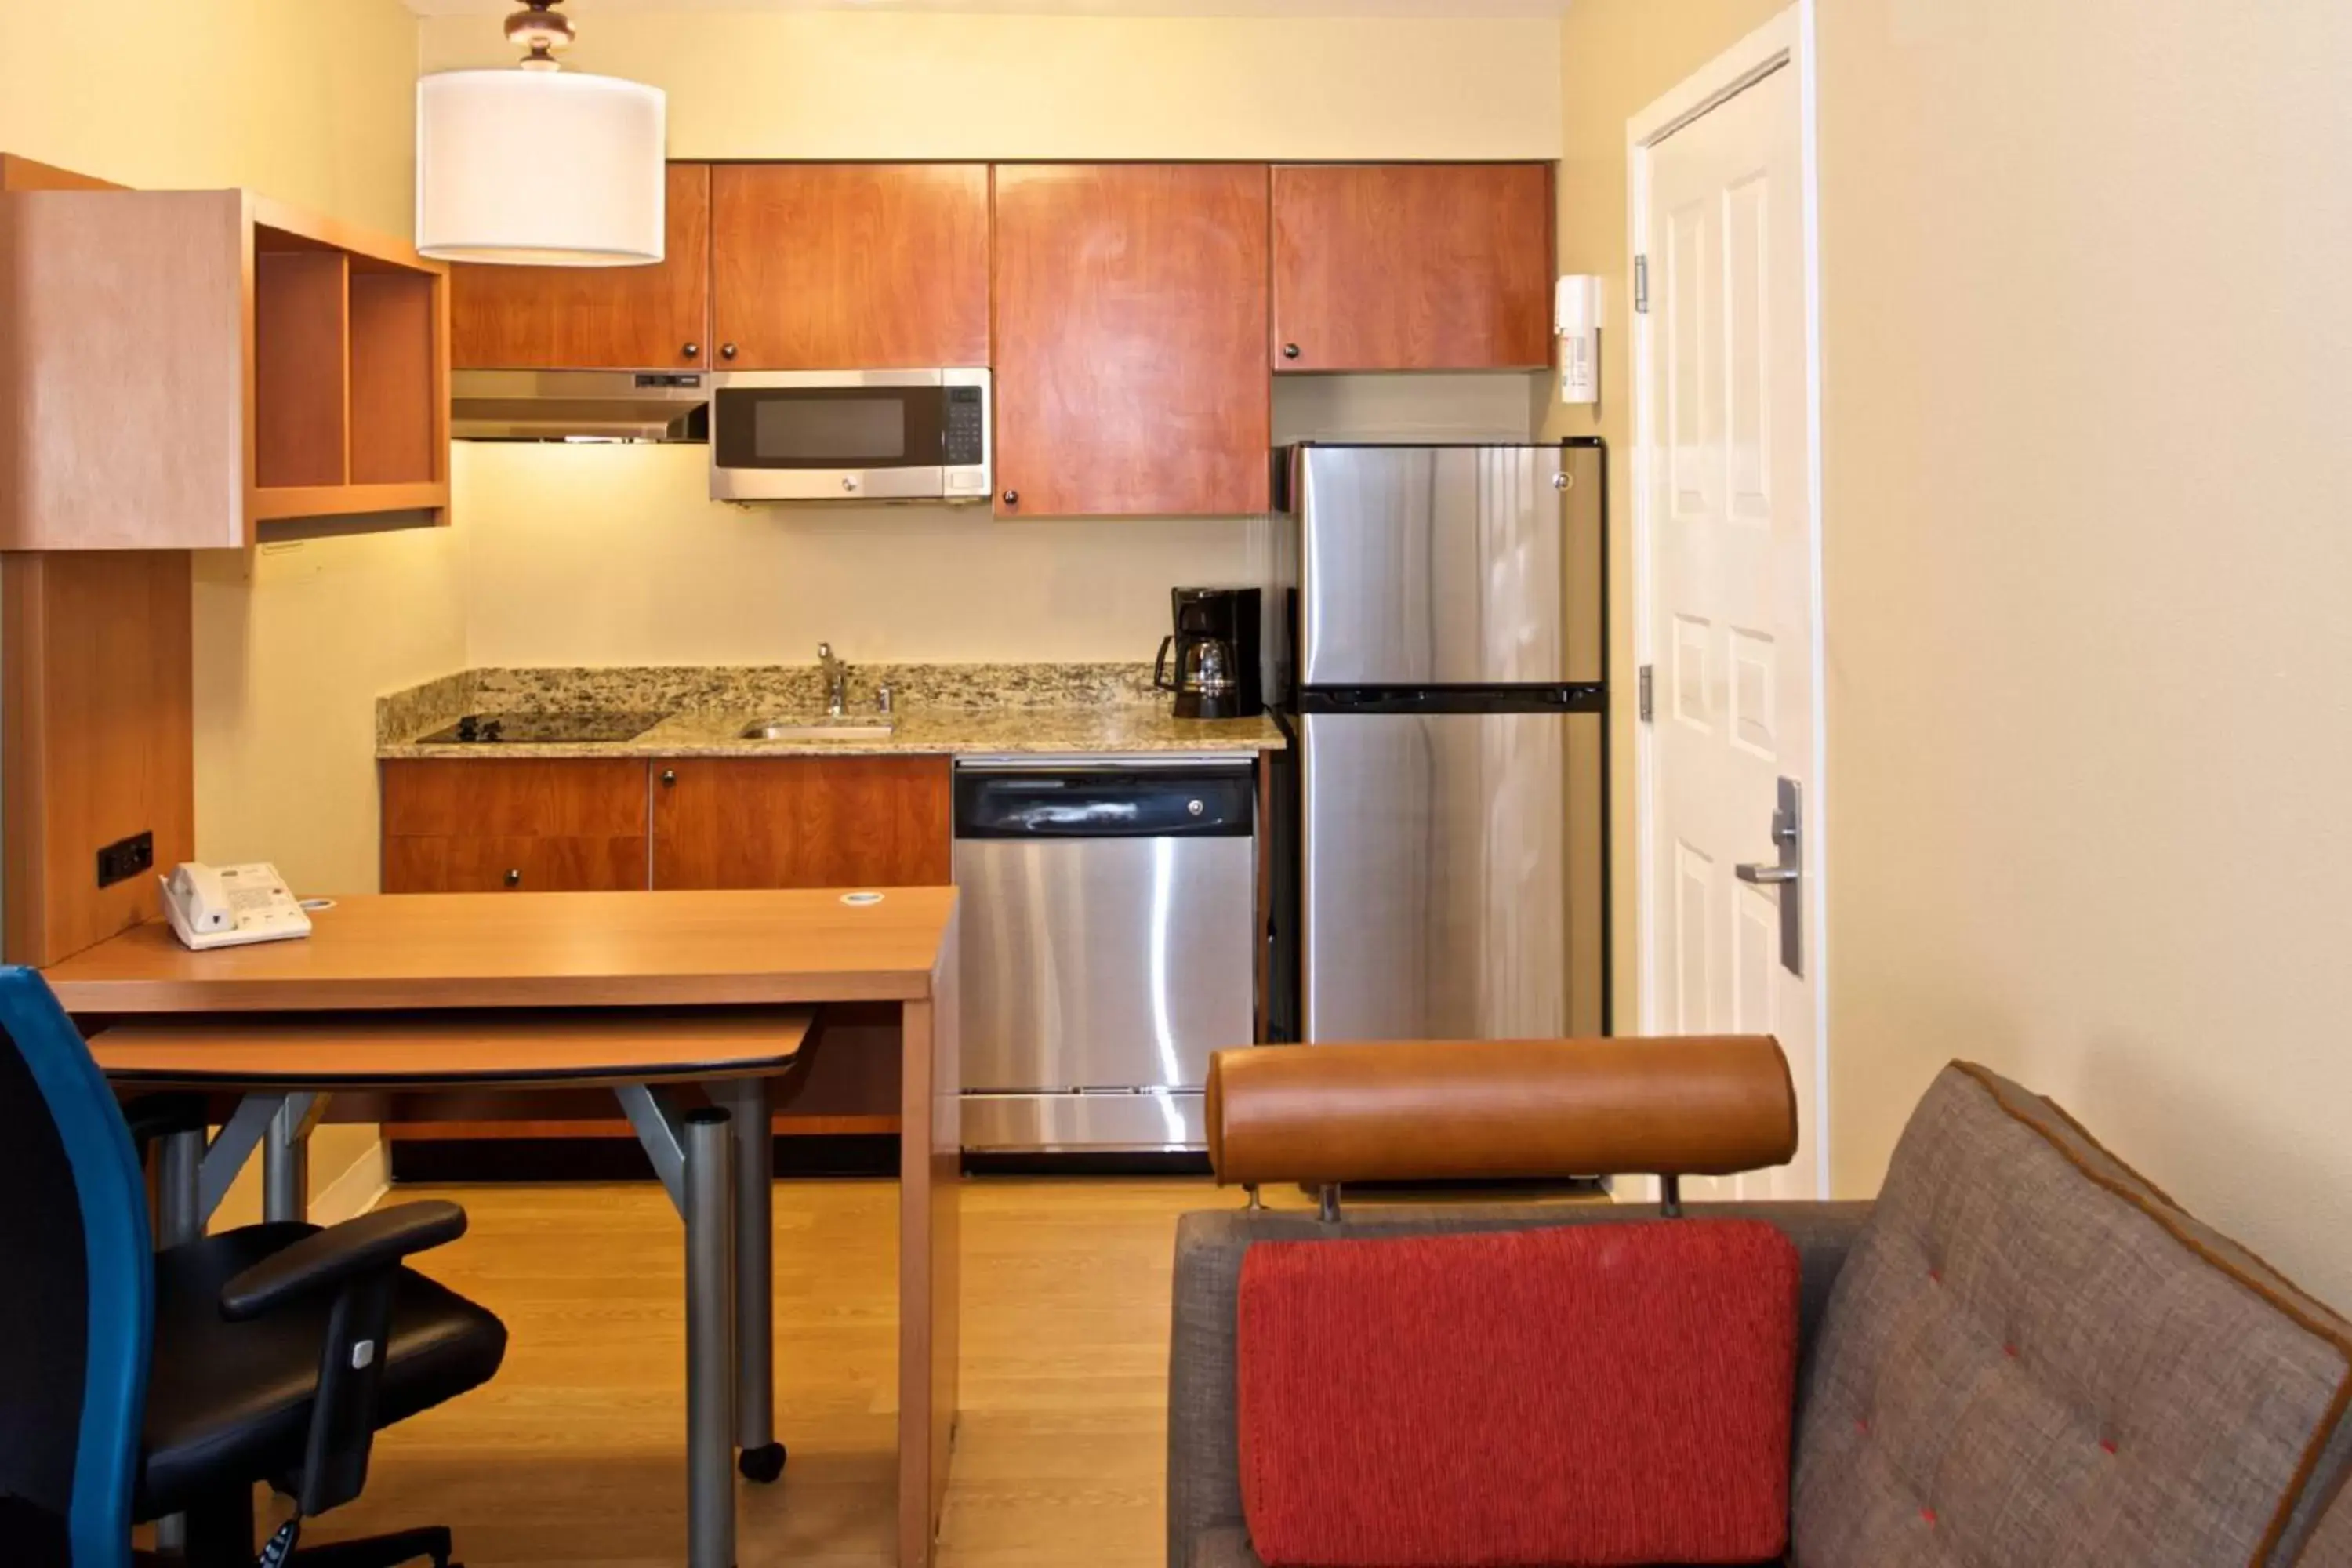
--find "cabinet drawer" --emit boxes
[652,756,952,890]
[381,758,648,837]
[381,834,648,894]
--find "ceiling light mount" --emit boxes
[503,1,573,73]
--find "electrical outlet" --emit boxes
[96,830,154,889]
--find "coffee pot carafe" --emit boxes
[1153,587,1262,720]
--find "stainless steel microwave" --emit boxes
[708,368,991,503]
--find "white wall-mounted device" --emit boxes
[1555,275,1604,405]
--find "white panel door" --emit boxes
[1642,60,1820,1199]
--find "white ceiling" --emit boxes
[405,1,1570,17]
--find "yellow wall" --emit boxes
[1,0,436,1210]
[193,533,466,891]
[1817,0,2352,1301]
[457,445,1262,666]
[1555,0,2352,1302]
[0,2,413,229]
[423,9,1565,670]
[417,13,1561,161]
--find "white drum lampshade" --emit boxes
[416,69,666,266]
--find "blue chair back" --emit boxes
[0,967,151,1568]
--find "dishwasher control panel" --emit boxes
[952,763,1255,840]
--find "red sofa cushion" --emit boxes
[1235,1220,1800,1568]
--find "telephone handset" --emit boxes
[160,862,313,951]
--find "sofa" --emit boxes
[1168,1039,2352,1568]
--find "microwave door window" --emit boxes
[717,387,948,470]
[753,397,906,463]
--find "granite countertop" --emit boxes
[376,662,1287,760]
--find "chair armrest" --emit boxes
[220,1201,468,1322]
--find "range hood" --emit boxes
[450,369,708,442]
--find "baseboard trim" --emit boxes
[312,1137,390,1224]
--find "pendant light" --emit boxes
[416,1,666,267]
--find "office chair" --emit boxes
[0,967,508,1568]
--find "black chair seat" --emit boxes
[136,1222,506,1521]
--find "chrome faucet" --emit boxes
[818,642,848,716]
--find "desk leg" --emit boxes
[899,921,960,1568]
[151,1127,207,1557]
[683,1108,738,1568]
[712,1078,782,1481]
[156,1129,203,1247]
[263,1092,322,1223]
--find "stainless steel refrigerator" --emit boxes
[1275,441,1609,1044]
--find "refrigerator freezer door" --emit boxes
[1301,710,1569,1042]
[1297,445,1568,688]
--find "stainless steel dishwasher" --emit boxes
[955,756,1258,1153]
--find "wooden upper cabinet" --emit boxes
[711,164,989,369]
[0,188,448,547]
[993,164,1271,518]
[450,163,711,370]
[380,759,650,895]
[1272,163,1554,372]
[652,757,952,891]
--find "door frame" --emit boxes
[1626,2,1831,1193]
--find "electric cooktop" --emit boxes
[417,711,665,745]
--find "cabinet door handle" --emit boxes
[1281,343,1301,361]
[682,341,699,359]
[720,343,739,361]
[503,868,522,887]
[1000,489,1019,508]
[660,769,677,786]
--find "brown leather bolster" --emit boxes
[1205,1036,1798,1186]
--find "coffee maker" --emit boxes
[1154,587,1263,720]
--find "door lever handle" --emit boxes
[1744,777,1805,976]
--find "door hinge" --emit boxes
[1633,254,1650,315]
[1637,664,1654,722]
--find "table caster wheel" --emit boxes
[739,1442,787,1483]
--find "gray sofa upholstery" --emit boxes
[1167,1063,2352,1567]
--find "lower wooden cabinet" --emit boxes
[379,758,648,893]
[382,834,648,895]
[652,756,953,890]
[377,752,953,1158]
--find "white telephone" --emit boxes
[160,862,313,951]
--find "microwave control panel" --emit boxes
[944,385,987,466]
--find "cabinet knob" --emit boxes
[720,343,739,361]
[1282,343,1301,361]
[682,341,699,359]
[503,868,522,887]
[1000,489,1019,508]
[660,769,677,786]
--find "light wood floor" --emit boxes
[299,1176,1243,1568]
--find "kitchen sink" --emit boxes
[739,717,898,742]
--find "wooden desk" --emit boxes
[49,888,963,1568]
